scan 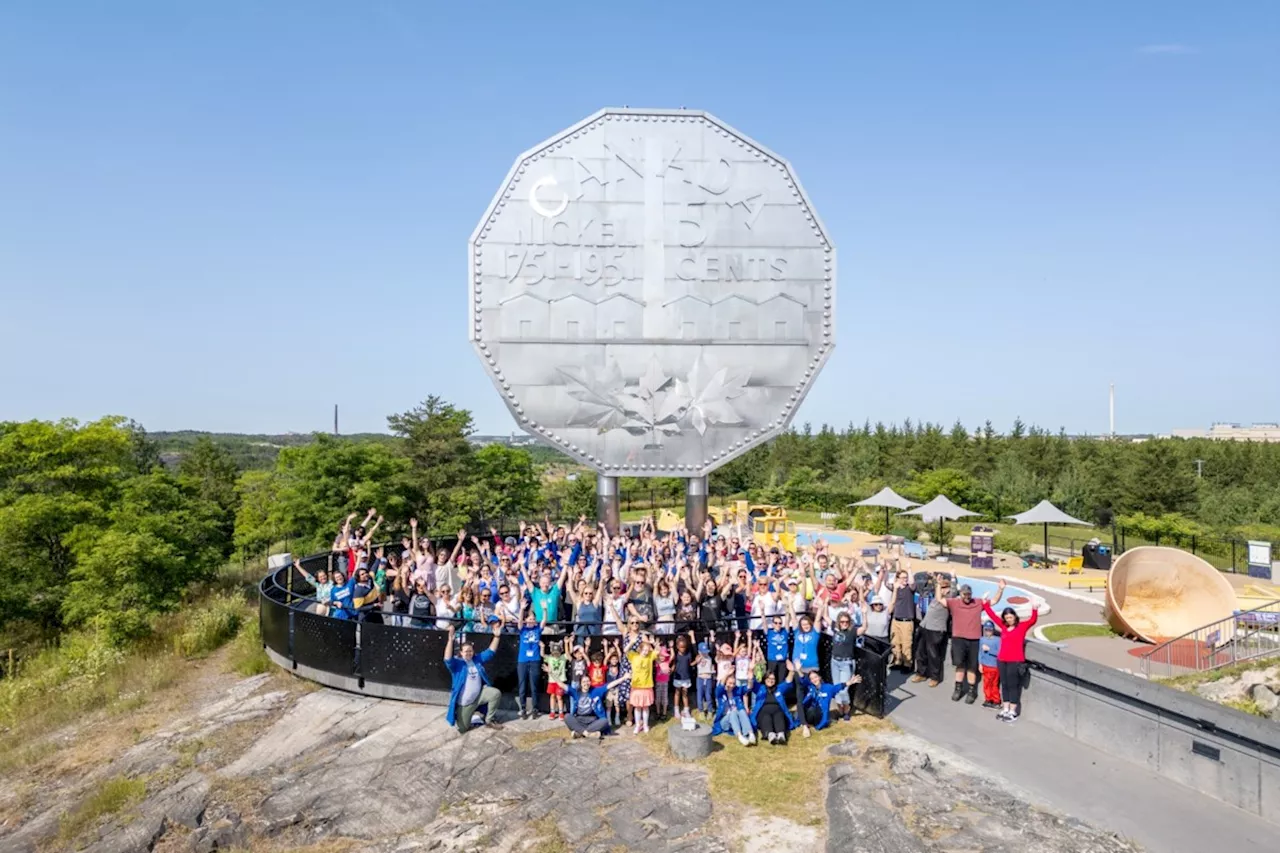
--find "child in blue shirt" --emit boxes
[979,621,1002,709]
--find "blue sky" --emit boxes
[1,1,1276,437]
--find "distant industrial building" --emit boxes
[1171,423,1280,443]
[469,433,542,448]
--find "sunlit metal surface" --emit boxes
[469,108,836,477]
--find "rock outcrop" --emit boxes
[1192,663,1280,720]
[1,673,1165,853]
[825,735,1139,853]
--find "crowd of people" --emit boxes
[290,508,1038,739]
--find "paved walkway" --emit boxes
[1019,585,1156,673]
[882,668,1274,852]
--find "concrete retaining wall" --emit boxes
[1026,644,1280,822]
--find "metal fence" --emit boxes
[1026,526,1259,575]
[1139,599,1280,679]
[258,546,890,717]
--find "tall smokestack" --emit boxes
[1109,383,1115,438]
[334,404,339,436]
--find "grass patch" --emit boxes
[704,717,886,825]
[512,725,571,750]
[0,642,189,773]
[172,594,245,658]
[57,774,146,844]
[227,612,270,676]
[0,599,258,770]
[528,815,571,853]
[1224,697,1266,717]
[1040,623,1117,643]
[640,715,886,825]
[1158,656,1280,691]
[248,839,360,853]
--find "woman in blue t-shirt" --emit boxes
[790,613,821,678]
[565,673,630,739]
[799,666,862,736]
[516,610,545,720]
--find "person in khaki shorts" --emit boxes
[888,568,917,670]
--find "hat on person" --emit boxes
[697,642,711,655]
[868,593,884,607]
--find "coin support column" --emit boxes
[597,475,621,536]
[685,476,708,538]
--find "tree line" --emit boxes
[708,419,1280,545]
[5,405,1278,657]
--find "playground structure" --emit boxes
[656,501,798,552]
[1105,546,1238,643]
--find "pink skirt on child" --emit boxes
[629,687,655,708]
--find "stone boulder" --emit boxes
[667,723,713,760]
[1250,683,1280,716]
[1238,666,1280,690]
[1196,679,1252,704]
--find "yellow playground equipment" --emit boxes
[653,501,797,551]
[753,514,797,552]
[723,501,797,552]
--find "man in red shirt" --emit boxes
[945,583,985,704]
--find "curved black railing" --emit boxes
[258,547,889,715]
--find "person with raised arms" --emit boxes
[798,665,862,737]
[981,578,1038,722]
[444,621,504,733]
[564,672,631,739]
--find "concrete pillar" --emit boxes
[597,475,620,536]
[685,476,708,536]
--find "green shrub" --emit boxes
[993,531,1029,553]
[228,615,270,676]
[172,594,244,658]
[831,513,853,529]
[922,523,957,549]
[58,775,146,843]
[852,506,888,535]
[891,522,923,540]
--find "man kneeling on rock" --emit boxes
[445,622,504,733]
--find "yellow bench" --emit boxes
[1057,556,1084,575]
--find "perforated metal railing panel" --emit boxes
[292,609,357,675]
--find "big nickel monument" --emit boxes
[469,108,835,533]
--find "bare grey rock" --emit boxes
[225,690,722,851]
[1195,666,1280,708]
[1251,683,1280,715]
[1196,679,1252,704]
[0,806,63,853]
[189,806,245,853]
[0,676,1175,853]
[825,732,1141,853]
[150,771,210,830]
[82,813,167,853]
[1237,666,1279,689]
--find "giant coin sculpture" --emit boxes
[469,108,835,531]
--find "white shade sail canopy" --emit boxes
[897,494,980,522]
[1007,500,1090,527]
[849,487,919,510]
